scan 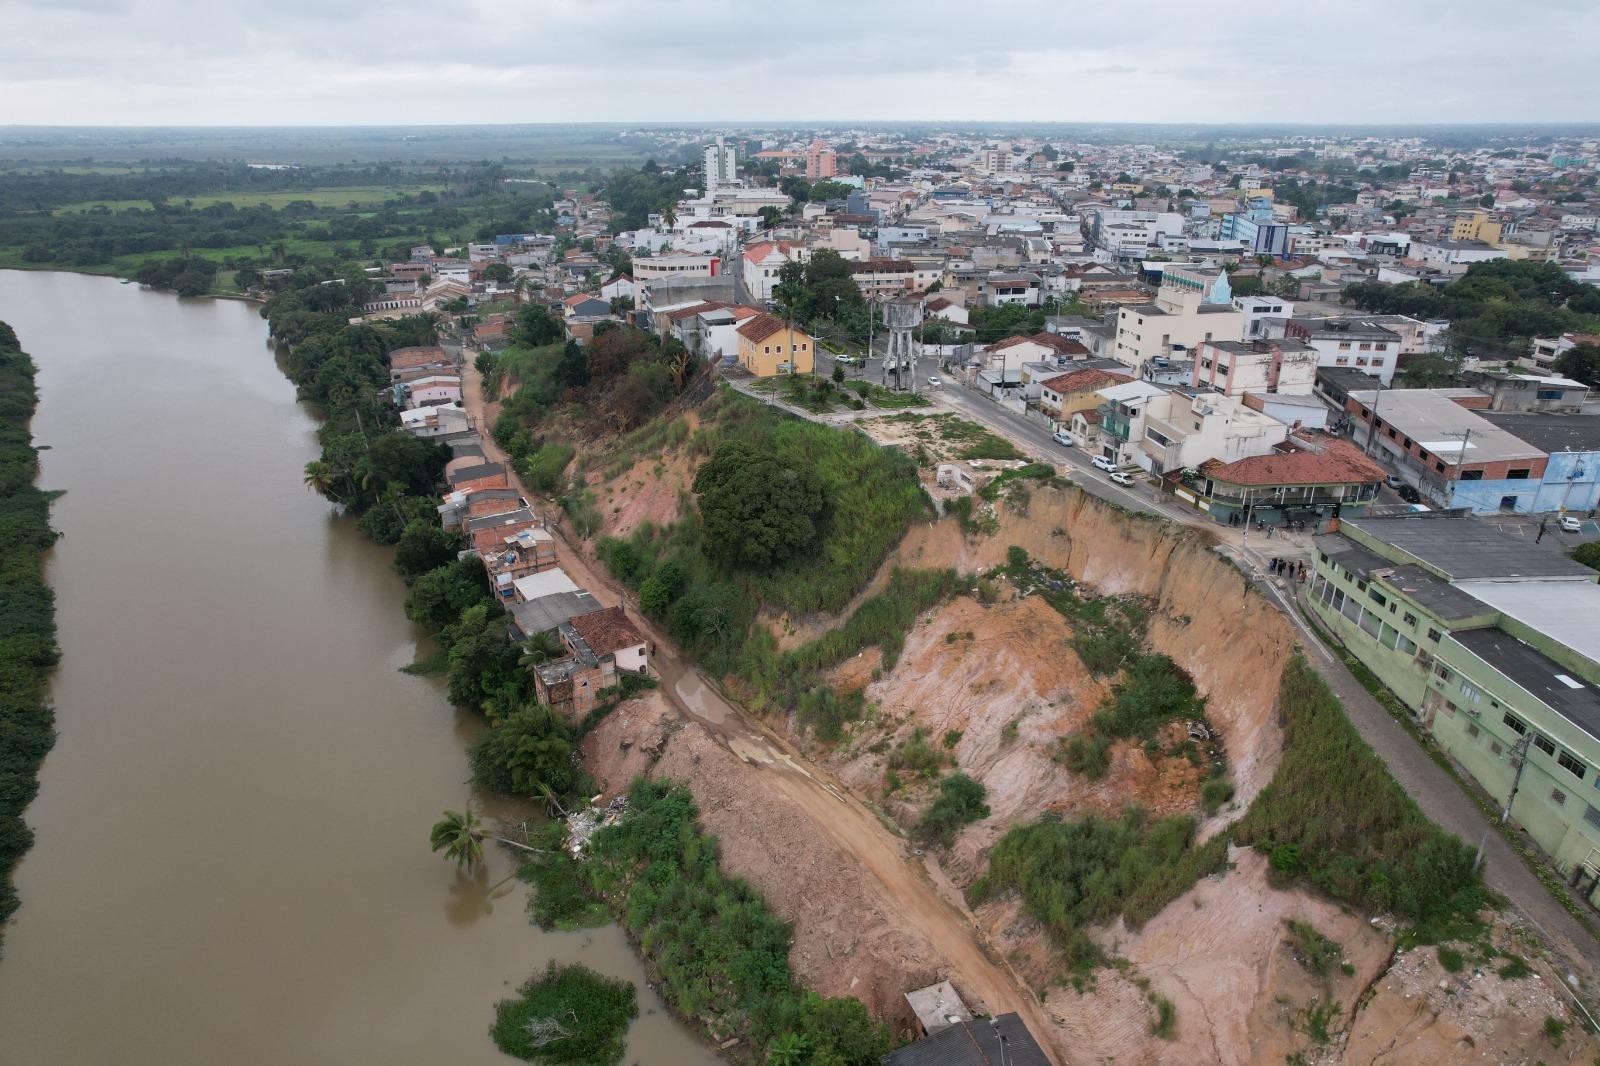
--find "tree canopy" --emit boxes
[694,439,830,570]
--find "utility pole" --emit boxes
[1362,384,1383,457]
[1442,427,1473,510]
[1503,731,1535,826]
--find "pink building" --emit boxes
[805,140,837,181]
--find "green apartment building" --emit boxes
[1308,513,1600,900]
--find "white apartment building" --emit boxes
[631,253,722,287]
[1112,265,1245,370]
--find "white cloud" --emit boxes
[0,0,1594,125]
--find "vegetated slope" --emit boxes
[0,321,61,940]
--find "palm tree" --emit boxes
[518,630,565,672]
[430,809,486,871]
[429,809,547,873]
[302,460,336,497]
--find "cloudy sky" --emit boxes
[1,0,1596,126]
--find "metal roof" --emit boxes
[1451,627,1600,744]
[1340,514,1595,581]
[882,1014,1049,1066]
[1453,579,1600,673]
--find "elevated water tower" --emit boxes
[882,298,923,391]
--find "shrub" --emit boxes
[469,703,576,799]
[1235,656,1482,924]
[968,810,1226,966]
[1287,920,1344,977]
[1437,946,1464,972]
[522,441,575,492]
[490,961,637,1065]
[1149,994,1176,1039]
[1201,778,1235,814]
[1544,1015,1567,1047]
[796,686,864,743]
[917,773,990,845]
[889,727,948,779]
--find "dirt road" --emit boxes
[457,350,1068,1064]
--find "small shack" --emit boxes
[904,981,972,1037]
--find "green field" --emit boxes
[53,183,446,215]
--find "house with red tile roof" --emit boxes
[1038,367,1133,425]
[534,606,649,718]
[736,314,815,377]
[1188,433,1387,525]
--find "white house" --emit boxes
[741,241,807,303]
[1132,391,1289,475]
[1112,264,1245,370]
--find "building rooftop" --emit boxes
[509,590,601,637]
[883,1013,1050,1066]
[1202,438,1386,487]
[1379,564,1495,623]
[1453,579,1600,674]
[568,606,645,659]
[1340,513,1597,581]
[1347,390,1547,466]
[1480,412,1600,454]
[1451,627,1600,744]
[903,981,973,1037]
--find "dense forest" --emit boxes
[0,162,558,290]
[0,321,60,938]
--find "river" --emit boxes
[0,270,711,1066]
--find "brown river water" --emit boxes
[0,270,713,1066]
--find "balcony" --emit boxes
[1099,404,1132,442]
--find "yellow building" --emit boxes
[1450,209,1503,245]
[736,313,815,377]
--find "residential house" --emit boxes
[534,607,650,718]
[736,314,815,376]
[741,241,807,303]
[1282,317,1402,386]
[1191,338,1318,397]
[1095,379,1169,467]
[445,458,510,493]
[507,568,601,641]
[478,525,559,601]
[1038,367,1133,430]
[1307,514,1600,897]
[438,486,523,530]
[1460,368,1590,414]
[400,402,470,438]
[387,345,454,382]
[1132,390,1290,475]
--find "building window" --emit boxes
[1466,723,1480,738]
[1459,681,1482,704]
[1403,611,1418,627]
[1427,627,1441,642]
[1491,741,1504,756]
[1507,469,1530,480]
[1552,788,1567,807]
[1559,752,1587,780]
[1502,711,1526,735]
[1534,735,1556,757]
[1338,341,1351,350]
[1585,804,1600,831]
[1370,589,1387,607]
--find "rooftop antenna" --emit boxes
[989,1017,1011,1066]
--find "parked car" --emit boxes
[1397,484,1422,504]
[1384,474,1405,489]
[1559,515,1583,533]
[1091,455,1118,473]
[834,354,858,365]
[1051,430,1074,447]
[927,375,943,388]
[1108,471,1136,487]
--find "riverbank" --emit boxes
[0,261,257,301]
[0,271,711,1066]
[0,321,59,942]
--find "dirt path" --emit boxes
[457,349,1069,1064]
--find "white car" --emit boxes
[1559,515,1583,533]
[1091,455,1117,473]
[1108,471,1136,487]
[834,354,858,365]
[1051,430,1074,447]
[927,375,943,388]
